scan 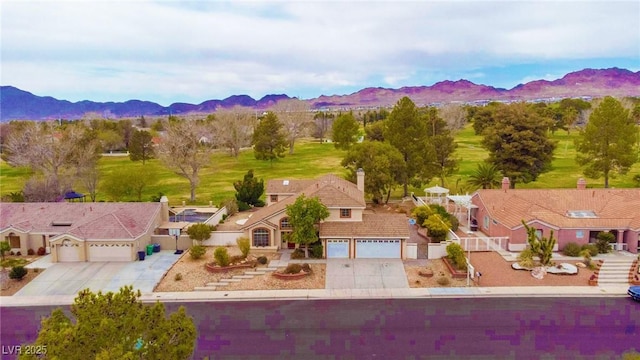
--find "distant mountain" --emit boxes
[1,68,639,121]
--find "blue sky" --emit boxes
[2,1,639,106]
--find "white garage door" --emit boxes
[326,239,349,258]
[57,244,81,262]
[88,244,132,262]
[355,239,401,258]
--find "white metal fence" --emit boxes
[459,236,508,252]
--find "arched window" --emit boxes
[280,217,291,229]
[252,228,270,247]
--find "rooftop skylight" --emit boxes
[567,210,597,218]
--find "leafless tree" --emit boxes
[438,103,467,131]
[157,120,215,202]
[212,106,256,157]
[271,99,313,154]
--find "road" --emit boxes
[2,297,638,359]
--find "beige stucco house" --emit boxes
[0,202,163,262]
[241,170,410,258]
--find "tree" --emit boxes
[482,103,556,188]
[272,99,313,154]
[312,111,335,142]
[20,286,196,360]
[186,223,213,244]
[424,107,459,186]
[212,106,256,157]
[522,221,556,266]
[438,103,467,131]
[467,162,501,189]
[0,241,10,261]
[341,141,404,204]
[575,96,638,188]
[424,214,451,243]
[252,112,287,164]
[129,130,155,164]
[595,231,615,254]
[157,120,215,202]
[97,129,124,153]
[364,120,385,142]
[285,194,330,258]
[471,102,503,135]
[103,165,156,201]
[70,128,102,202]
[331,112,360,150]
[383,97,435,196]
[234,170,265,209]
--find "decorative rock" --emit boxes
[575,262,586,268]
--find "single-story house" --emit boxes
[471,178,640,253]
[242,170,411,258]
[0,202,164,262]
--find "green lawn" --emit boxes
[1,126,638,205]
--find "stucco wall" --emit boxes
[203,231,246,247]
[325,208,363,222]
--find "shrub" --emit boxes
[436,276,450,286]
[424,214,451,242]
[517,248,536,268]
[311,242,323,259]
[236,237,251,258]
[9,266,27,280]
[214,247,230,267]
[563,242,581,257]
[222,214,228,221]
[291,248,305,259]
[579,248,593,267]
[220,198,239,216]
[454,253,468,271]
[581,244,599,257]
[284,263,302,274]
[448,214,460,232]
[37,247,46,256]
[27,248,35,256]
[446,242,464,260]
[187,223,213,243]
[237,201,251,212]
[9,251,15,256]
[411,206,433,227]
[257,256,268,265]
[301,263,312,273]
[596,232,615,254]
[174,273,183,281]
[15,251,21,256]
[189,245,206,260]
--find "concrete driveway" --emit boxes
[325,259,409,289]
[15,250,180,296]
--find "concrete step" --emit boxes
[194,286,216,291]
[232,275,254,279]
[244,271,267,275]
[206,282,228,286]
[261,267,278,272]
[600,259,635,264]
[598,274,630,279]
[219,278,242,283]
[597,278,629,284]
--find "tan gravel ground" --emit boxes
[154,247,282,292]
[0,268,43,296]
[221,263,325,291]
[405,251,594,288]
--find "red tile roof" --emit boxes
[474,188,640,230]
[0,202,161,240]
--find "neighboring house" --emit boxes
[0,202,163,262]
[242,170,411,259]
[471,178,640,253]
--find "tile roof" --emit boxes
[0,202,161,240]
[474,188,640,230]
[243,174,365,228]
[319,214,410,238]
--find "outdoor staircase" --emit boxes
[595,257,635,285]
[194,267,279,291]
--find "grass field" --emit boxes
[1,125,638,205]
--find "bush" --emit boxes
[222,214,228,221]
[236,237,251,258]
[311,242,323,259]
[291,248,305,259]
[257,256,268,265]
[9,251,15,256]
[411,206,433,227]
[9,266,27,280]
[237,201,251,212]
[581,244,599,257]
[562,242,581,257]
[436,276,450,286]
[596,232,615,254]
[284,263,302,274]
[254,199,265,207]
[189,245,206,260]
[301,263,311,273]
[174,273,183,281]
[15,251,21,256]
[517,248,535,268]
[27,248,35,256]
[424,214,451,243]
[37,247,46,256]
[214,247,230,267]
[220,198,239,216]
[446,242,464,260]
[448,214,460,232]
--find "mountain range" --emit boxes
[1,67,639,122]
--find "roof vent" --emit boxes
[283,180,289,186]
[51,221,73,226]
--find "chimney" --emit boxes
[501,177,510,192]
[160,196,169,223]
[356,168,365,193]
[577,178,587,190]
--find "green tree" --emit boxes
[331,112,360,150]
[0,241,11,261]
[595,231,615,254]
[383,97,435,196]
[575,96,639,188]
[471,102,503,135]
[341,141,404,204]
[423,107,459,186]
[128,129,155,164]
[252,112,287,164]
[482,103,556,188]
[186,223,213,244]
[285,194,330,258]
[20,286,196,360]
[103,165,156,201]
[423,214,451,243]
[467,162,501,189]
[233,170,265,208]
[522,221,556,266]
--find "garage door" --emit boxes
[326,239,349,258]
[57,244,81,262]
[355,239,401,258]
[88,244,132,262]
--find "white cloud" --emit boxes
[1,0,638,103]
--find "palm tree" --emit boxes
[467,163,501,189]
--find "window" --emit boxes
[535,229,543,240]
[483,216,489,229]
[340,209,352,218]
[7,233,20,248]
[252,229,270,247]
[280,217,291,229]
[576,230,584,239]
[270,195,278,202]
